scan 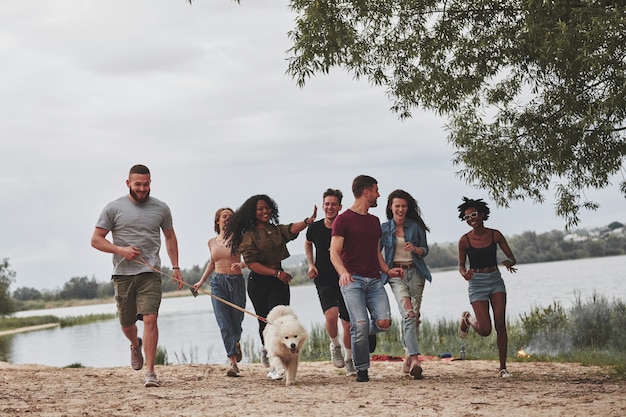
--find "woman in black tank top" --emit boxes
[456,197,518,378]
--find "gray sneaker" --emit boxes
[344,358,357,376]
[330,343,345,368]
[130,338,143,371]
[144,371,160,388]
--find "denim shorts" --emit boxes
[113,272,162,327]
[467,269,506,303]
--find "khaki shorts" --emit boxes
[113,272,162,327]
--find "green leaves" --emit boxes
[286,0,626,227]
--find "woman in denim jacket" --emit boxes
[381,189,432,379]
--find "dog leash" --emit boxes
[132,256,267,323]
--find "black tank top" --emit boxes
[465,230,497,269]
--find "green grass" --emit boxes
[0,315,61,331]
[0,313,116,331]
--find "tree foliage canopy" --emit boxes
[286,0,626,227]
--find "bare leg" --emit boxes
[142,314,158,373]
[490,292,508,370]
[341,318,351,349]
[469,300,493,337]
[376,318,391,331]
[122,323,140,347]
[324,307,340,339]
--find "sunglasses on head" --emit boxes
[463,211,479,221]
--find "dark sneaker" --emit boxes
[356,369,369,382]
[143,371,160,388]
[330,343,345,368]
[235,342,242,363]
[368,334,377,353]
[131,338,144,371]
[410,362,423,380]
[227,363,240,377]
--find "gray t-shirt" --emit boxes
[95,195,173,276]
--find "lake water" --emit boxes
[3,255,624,367]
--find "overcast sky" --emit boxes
[1,0,623,291]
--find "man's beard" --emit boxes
[130,189,150,203]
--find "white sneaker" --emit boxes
[330,343,345,368]
[267,368,285,380]
[499,368,511,378]
[344,358,357,376]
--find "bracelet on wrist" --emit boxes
[172,267,180,270]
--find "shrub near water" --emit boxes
[519,302,572,356]
[570,292,614,349]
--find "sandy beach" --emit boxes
[1,358,624,417]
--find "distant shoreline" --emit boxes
[0,323,59,336]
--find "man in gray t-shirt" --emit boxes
[91,164,184,388]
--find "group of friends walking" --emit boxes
[91,165,517,387]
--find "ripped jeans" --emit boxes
[388,267,426,356]
[340,275,391,371]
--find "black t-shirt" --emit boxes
[306,220,339,284]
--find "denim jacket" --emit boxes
[380,218,432,285]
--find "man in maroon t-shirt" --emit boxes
[330,175,404,382]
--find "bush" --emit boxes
[520,302,571,356]
[609,299,626,352]
[570,292,613,349]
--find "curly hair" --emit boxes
[223,195,280,255]
[457,197,490,221]
[385,189,430,232]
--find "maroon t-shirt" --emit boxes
[332,209,382,278]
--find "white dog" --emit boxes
[263,305,308,386]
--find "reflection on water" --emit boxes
[3,255,624,367]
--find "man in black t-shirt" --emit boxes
[305,188,356,376]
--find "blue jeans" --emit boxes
[340,276,391,371]
[388,267,426,356]
[210,273,246,358]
